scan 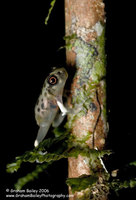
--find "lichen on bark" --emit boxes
[65,0,108,199]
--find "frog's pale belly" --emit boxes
[34,68,68,147]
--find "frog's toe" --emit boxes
[34,139,39,147]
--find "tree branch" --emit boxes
[65,0,108,199]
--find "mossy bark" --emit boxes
[65,0,108,199]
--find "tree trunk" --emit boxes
[65,0,108,199]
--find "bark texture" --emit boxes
[65,0,108,199]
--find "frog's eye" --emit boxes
[48,75,58,85]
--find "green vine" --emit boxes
[14,163,51,190]
[6,128,136,194]
[6,122,136,193]
[6,127,112,190]
[45,0,57,25]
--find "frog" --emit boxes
[34,67,68,147]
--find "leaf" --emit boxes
[6,161,21,173]
[66,175,98,193]
[110,178,136,192]
[129,161,136,166]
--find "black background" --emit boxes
[2,0,136,199]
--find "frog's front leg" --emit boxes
[56,101,68,116]
[52,111,66,128]
[55,96,68,116]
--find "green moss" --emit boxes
[102,105,107,122]
[100,81,107,122]
[63,33,77,50]
[68,145,112,161]
[91,27,106,82]
[91,60,106,81]
[69,28,106,117]
[76,131,92,143]
[74,39,97,70]
[69,131,92,149]
[65,109,86,130]
[98,26,106,66]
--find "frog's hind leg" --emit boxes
[52,111,66,128]
[34,123,50,147]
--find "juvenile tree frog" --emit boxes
[34,67,68,147]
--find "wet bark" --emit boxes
[65,0,108,199]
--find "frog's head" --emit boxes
[45,67,68,96]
